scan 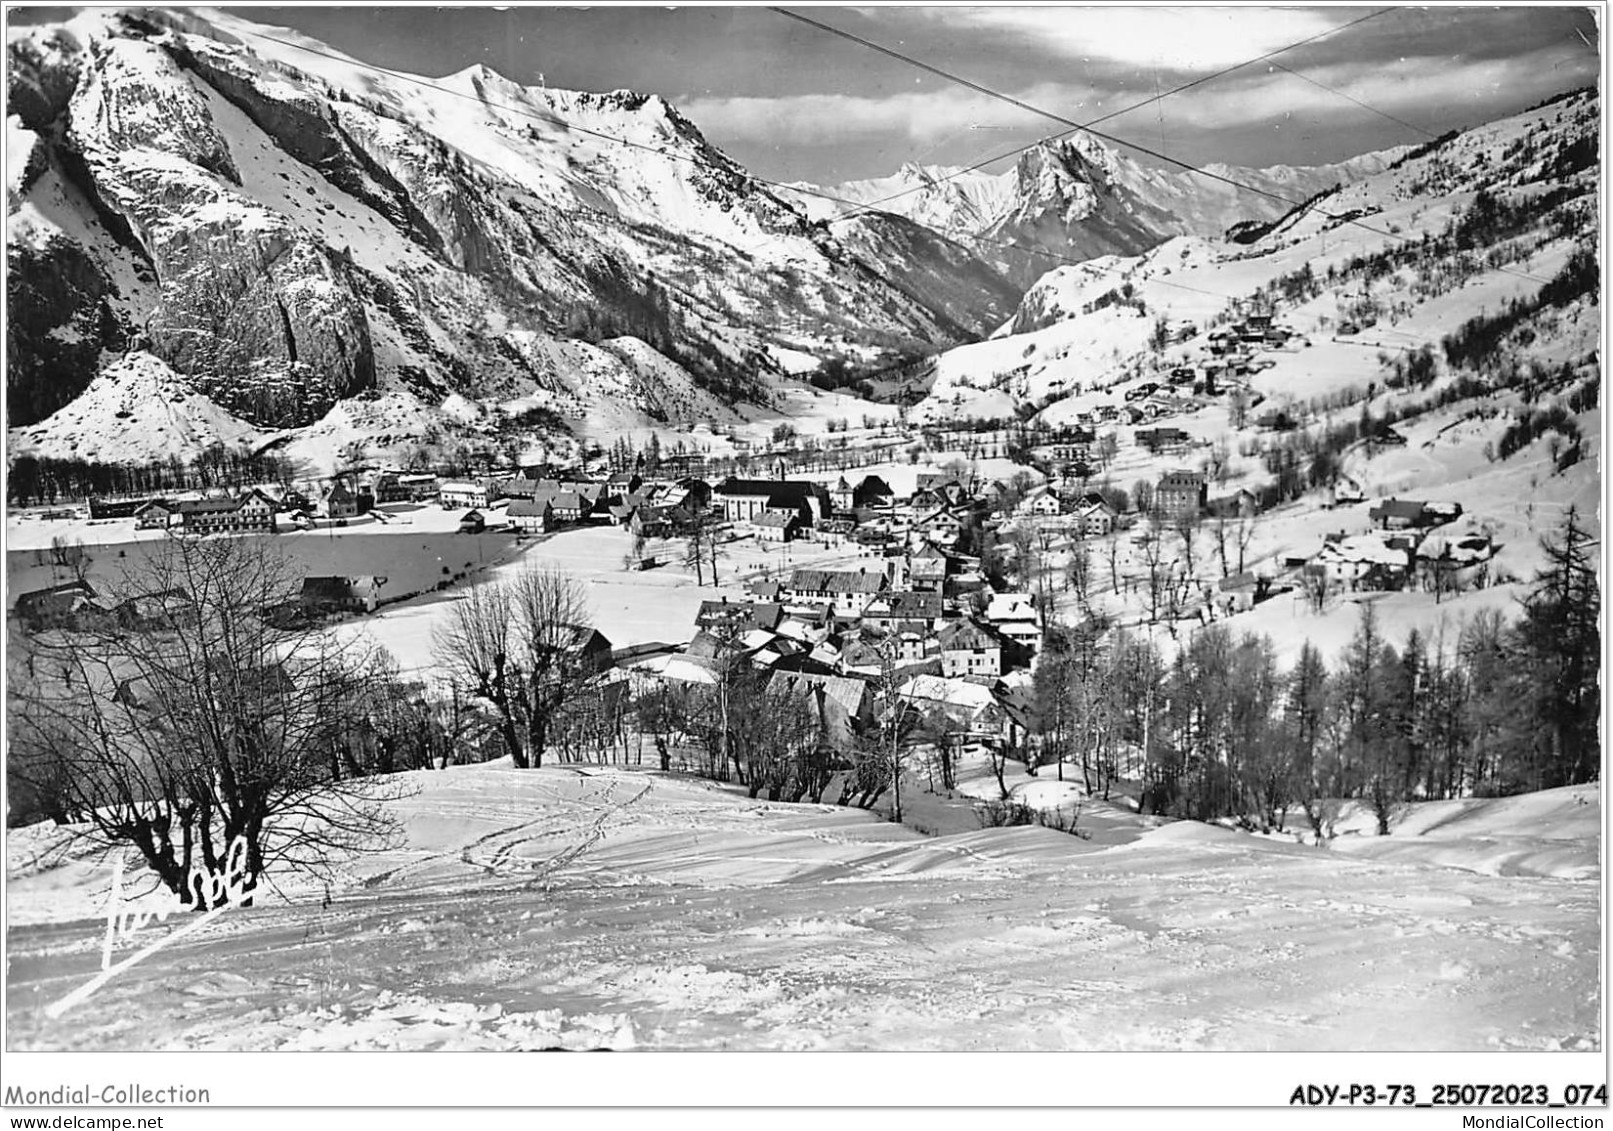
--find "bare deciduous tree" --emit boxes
[8,536,406,909]
[433,565,600,769]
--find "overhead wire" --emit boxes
[230,13,1557,298]
[770,7,1556,287]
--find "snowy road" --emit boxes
[4,766,1600,1051]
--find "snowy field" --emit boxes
[5,765,1599,1052]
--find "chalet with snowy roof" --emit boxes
[982,592,1041,653]
[1156,471,1207,520]
[458,510,486,534]
[899,675,1011,747]
[300,575,385,616]
[507,498,553,533]
[1414,532,1497,591]
[1314,533,1414,590]
[440,480,489,509]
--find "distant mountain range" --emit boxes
[787,135,1406,286]
[5,7,1593,472]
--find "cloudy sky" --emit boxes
[23,5,1600,182]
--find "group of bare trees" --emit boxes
[8,537,409,908]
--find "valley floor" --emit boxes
[5,766,1599,1052]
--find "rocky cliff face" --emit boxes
[6,8,1020,442]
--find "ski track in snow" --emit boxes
[4,767,1600,1052]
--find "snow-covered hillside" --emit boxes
[5,6,1018,461]
[5,762,1599,1051]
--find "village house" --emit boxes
[559,625,616,677]
[766,669,876,749]
[1155,471,1207,521]
[398,473,440,502]
[458,509,486,534]
[368,472,408,504]
[753,508,802,542]
[907,543,950,593]
[629,505,673,540]
[1207,488,1260,520]
[14,580,104,632]
[440,480,490,509]
[496,477,541,503]
[982,592,1041,654]
[506,498,553,533]
[1313,532,1415,590]
[783,567,889,617]
[696,600,785,636]
[1136,427,1193,454]
[1074,497,1118,537]
[900,674,1013,751]
[180,490,277,536]
[938,620,1002,679]
[300,575,386,616]
[322,480,359,520]
[914,507,964,547]
[1217,571,1271,615]
[113,588,197,631]
[1016,486,1064,518]
[853,474,896,510]
[1369,498,1462,532]
[861,590,946,631]
[536,489,588,524]
[1414,531,1497,592]
[134,499,182,530]
[829,476,855,513]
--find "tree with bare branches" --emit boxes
[432,565,602,769]
[8,536,405,909]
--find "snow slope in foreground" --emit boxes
[4,768,1599,1051]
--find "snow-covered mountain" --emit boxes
[789,135,1406,285]
[911,87,1598,432]
[6,7,1019,454]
